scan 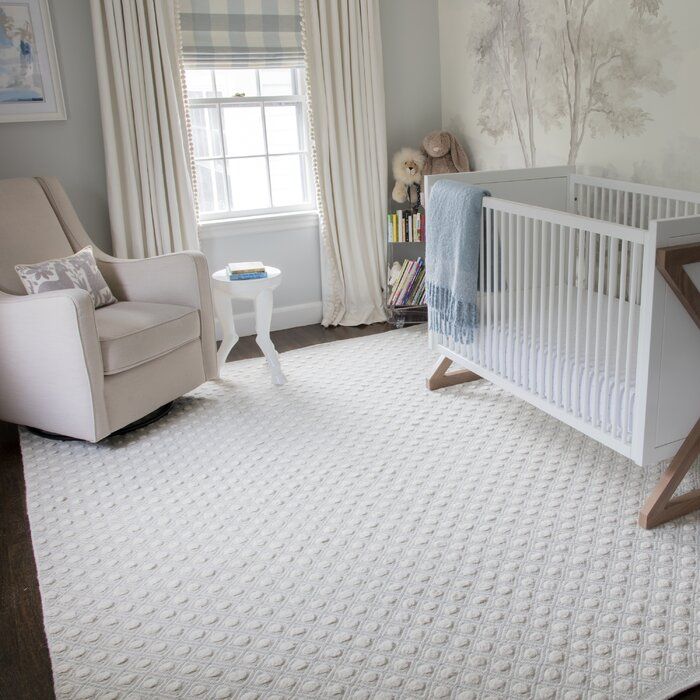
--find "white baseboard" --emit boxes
[215,301,323,339]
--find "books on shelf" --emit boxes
[226,261,267,280]
[388,257,426,308]
[387,209,424,243]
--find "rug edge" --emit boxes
[642,667,700,700]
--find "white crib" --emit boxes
[424,167,700,528]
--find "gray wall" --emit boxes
[380,0,442,198]
[0,0,442,332]
[0,0,112,252]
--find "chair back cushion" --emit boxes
[0,178,74,295]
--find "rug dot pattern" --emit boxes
[21,328,700,699]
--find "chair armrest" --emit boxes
[0,289,109,441]
[96,251,218,380]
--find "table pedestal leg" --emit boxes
[213,288,239,371]
[255,288,286,385]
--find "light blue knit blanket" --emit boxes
[426,180,490,344]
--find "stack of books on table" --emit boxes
[389,258,426,308]
[387,209,424,242]
[227,262,267,280]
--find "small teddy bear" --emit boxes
[421,131,470,176]
[391,147,426,204]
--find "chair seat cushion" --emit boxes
[95,301,200,375]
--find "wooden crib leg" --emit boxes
[426,356,481,391]
[639,417,700,529]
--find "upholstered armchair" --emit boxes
[0,177,218,442]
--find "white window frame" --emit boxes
[187,67,316,223]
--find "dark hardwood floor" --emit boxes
[2,320,699,700]
[0,322,393,700]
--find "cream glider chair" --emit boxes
[0,177,218,442]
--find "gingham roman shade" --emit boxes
[179,0,304,69]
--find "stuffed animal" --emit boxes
[391,147,426,204]
[388,261,403,288]
[421,131,470,176]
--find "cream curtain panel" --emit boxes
[91,0,198,258]
[302,0,388,326]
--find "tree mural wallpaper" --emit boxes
[469,0,677,168]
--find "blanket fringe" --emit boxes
[427,281,478,345]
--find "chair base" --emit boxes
[26,401,175,442]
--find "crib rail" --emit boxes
[440,196,654,449]
[571,174,700,230]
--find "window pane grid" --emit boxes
[187,67,314,219]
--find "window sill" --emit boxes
[198,210,319,240]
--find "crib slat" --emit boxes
[583,230,596,420]
[556,227,567,407]
[564,227,575,411]
[612,240,629,438]
[494,209,500,375]
[602,236,618,432]
[538,221,547,397]
[524,218,533,389]
[486,206,493,371]
[479,208,486,366]
[622,242,641,443]
[593,234,606,427]
[508,214,516,383]
[546,223,557,401]
[493,212,499,370]
[530,220,539,393]
[572,229,583,415]
[515,216,523,386]
[593,187,599,220]
[499,210,506,377]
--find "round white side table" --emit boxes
[211,267,287,385]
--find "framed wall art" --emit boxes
[0,0,65,123]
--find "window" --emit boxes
[185,67,314,221]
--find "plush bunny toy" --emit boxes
[421,131,470,176]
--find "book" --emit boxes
[389,259,410,306]
[399,258,424,305]
[229,271,268,280]
[387,209,426,243]
[227,261,265,275]
[388,257,427,308]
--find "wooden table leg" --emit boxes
[254,288,286,386]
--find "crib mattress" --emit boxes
[433,286,639,439]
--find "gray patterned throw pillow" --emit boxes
[15,246,117,308]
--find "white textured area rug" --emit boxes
[21,327,700,700]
